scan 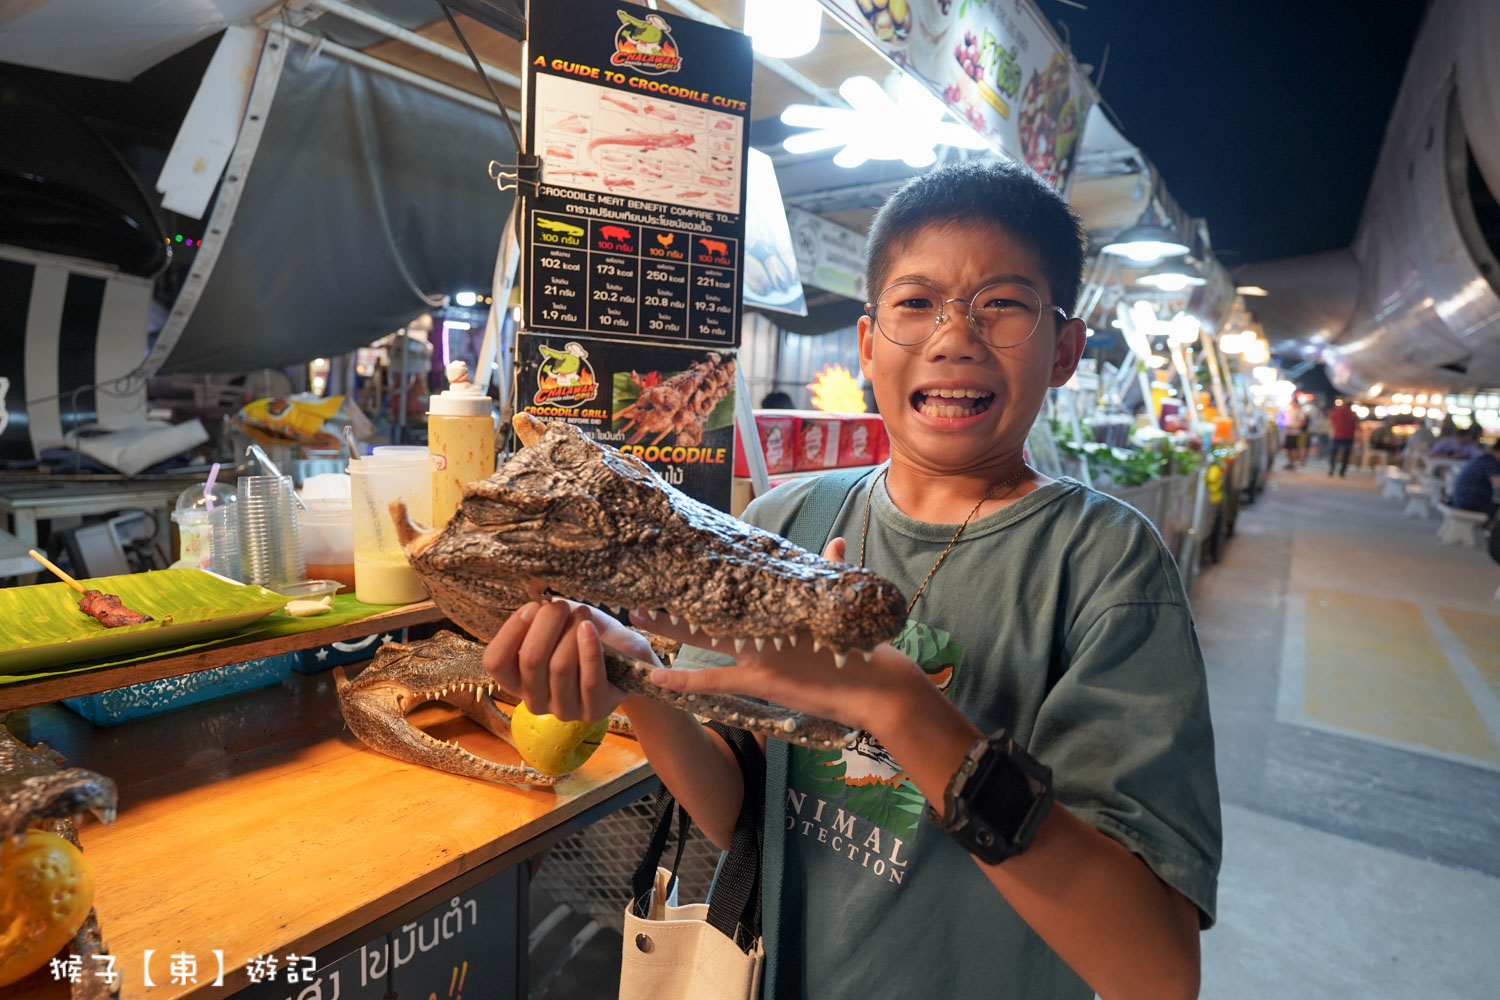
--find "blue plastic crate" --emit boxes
[63,653,297,726]
[295,629,406,673]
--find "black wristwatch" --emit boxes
[929,730,1053,864]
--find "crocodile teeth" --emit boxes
[812,639,823,654]
[833,650,849,669]
[772,637,783,651]
[754,637,765,651]
[669,613,681,626]
[734,637,746,653]
[643,609,659,621]
[687,622,699,635]
[780,718,796,733]
[787,634,798,648]
[861,649,875,662]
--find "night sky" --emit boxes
[1048,0,1429,267]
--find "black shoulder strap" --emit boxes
[762,465,873,995]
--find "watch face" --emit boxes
[971,749,1036,842]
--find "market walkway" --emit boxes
[527,459,1500,1000]
[1194,459,1500,999]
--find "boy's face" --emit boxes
[858,220,1085,475]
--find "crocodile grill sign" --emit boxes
[521,0,752,349]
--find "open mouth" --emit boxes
[911,387,996,419]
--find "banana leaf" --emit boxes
[0,569,288,674]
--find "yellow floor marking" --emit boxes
[1303,588,1500,762]
[1438,607,1500,703]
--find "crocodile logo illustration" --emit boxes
[611,11,682,76]
[536,217,585,238]
[534,341,599,408]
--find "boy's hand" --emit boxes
[629,536,923,737]
[482,600,660,723]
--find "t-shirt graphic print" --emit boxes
[785,618,961,871]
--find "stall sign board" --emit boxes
[818,0,1097,190]
[516,332,736,512]
[523,0,753,348]
[233,870,519,1000]
[787,207,867,301]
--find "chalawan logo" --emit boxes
[533,341,599,408]
[610,11,682,76]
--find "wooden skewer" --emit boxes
[28,549,88,593]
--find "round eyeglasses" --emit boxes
[865,279,1068,348]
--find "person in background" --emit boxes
[1327,399,1359,477]
[1282,399,1308,470]
[760,390,796,409]
[1403,418,1435,473]
[1450,437,1500,526]
[1430,424,1486,460]
[1306,400,1329,461]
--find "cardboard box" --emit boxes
[792,412,844,471]
[838,415,885,467]
[733,412,801,476]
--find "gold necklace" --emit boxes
[859,464,1032,616]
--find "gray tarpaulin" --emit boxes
[162,39,514,373]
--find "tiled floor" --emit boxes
[528,458,1500,999]
[1195,460,1500,998]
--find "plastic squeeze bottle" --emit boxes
[428,360,496,528]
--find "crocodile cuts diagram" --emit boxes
[536,74,743,212]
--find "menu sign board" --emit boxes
[516,332,736,511]
[818,0,1097,190]
[524,0,753,347]
[787,206,867,301]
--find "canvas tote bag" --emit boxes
[620,722,765,1000]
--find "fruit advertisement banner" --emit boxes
[523,0,753,347]
[515,333,736,511]
[820,0,1097,190]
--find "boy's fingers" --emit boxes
[822,536,847,563]
[517,601,577,710]
[483,602,540,691]
[577,619,624,722]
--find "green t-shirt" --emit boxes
[676,470,1222,999]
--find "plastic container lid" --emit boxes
[429,360,494,417]
[173,483,236,522]
[369,446,431,462]
[300,472,352,502]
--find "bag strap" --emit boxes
[762,466,872,995]
[703,721,765,949]
[629,783,692,919]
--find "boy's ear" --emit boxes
[1048,317,1087,388]
[857,315,876,382]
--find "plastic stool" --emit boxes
[1436,505,1487,547]
[1380,468,1411,501]
[1403,483,1432,518]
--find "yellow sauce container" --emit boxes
[428,360,496,528]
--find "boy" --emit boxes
[485,159,1221,999]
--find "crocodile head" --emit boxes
[393,415,907,661]
[333,630,563,786]
[0,727,118,841]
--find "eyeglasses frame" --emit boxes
[863,279,1070,349]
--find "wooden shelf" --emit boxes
[0,602,447,711]
[4,672,653,1000]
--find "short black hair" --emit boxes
[864,157,1087,316]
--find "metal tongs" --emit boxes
[246,443,309,510]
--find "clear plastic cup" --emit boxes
[300,498,355,592]
[172,483,235,570]
[237,475,305,587]
[349,456,430,604]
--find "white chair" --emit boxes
[1380,468,1411,501]
[1436,504,1487,547]
[1403,483,1432,518]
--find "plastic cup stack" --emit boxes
[209,504,240,581]
[236,474,305,587]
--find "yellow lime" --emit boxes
[511,703,610,776]
[0,829,95,987]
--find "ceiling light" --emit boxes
[1166,312,1200,344]
[745,0,821,59]
[1236,285,1270,296]
[1242,339,1271,365]
[454,291,477,307]
[1219,332,1246,355]
[1100,215,1190,262]
[781,74,988,169]
[1137,258,1206,291]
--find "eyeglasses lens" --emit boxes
[873,281,1044,347]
